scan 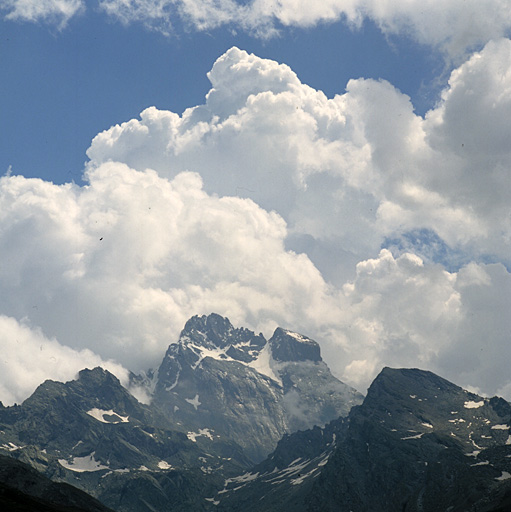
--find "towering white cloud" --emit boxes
[87,42,511,272]
[2,40,511,405]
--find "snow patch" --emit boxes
[247,343,281,385]
[185,394,201,410]
[283,330,310,343]
[1,442,22,452]
[317,454,330,467]
[165,369,181,392]
[188,342,234,369]
[291,466,320,485]
[225,472,260,485]
[496,471,511,481]
[464,400,484,409]
[491,424,509,430]
[401,433,424,440]
[58,452,109,473]
[71,440,83,451]
[158,461,172,470]
[421,422,433,429]
[86,408,129,424]
[187,428,214,442]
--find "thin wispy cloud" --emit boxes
[4,0,511,57]
[1,0,84,28]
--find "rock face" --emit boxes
[270,328,321,363]
[152,313,363,462]
[213,368,511,512]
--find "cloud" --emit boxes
[4,1,510,58]
[328,251,511,400]
[0,315,128,406]
[1,0,84,27]
[87,42,511,275]
[359,0,511,58]
[0,165,337,384]
[95,0,511,57]
[2,42,511,406]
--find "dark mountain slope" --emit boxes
[212,367,511,512]
[0,454,114,512]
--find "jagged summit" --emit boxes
[269,327,321,362]
[178,313,266,363]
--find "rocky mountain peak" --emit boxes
[151,314,362,462]
[365,367,462,403]
[269,327,321,362]
[179,313,265,355]
[77,367,120,386]
[181,313,233,349]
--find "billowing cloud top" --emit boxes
[2,39,511,406]
[3,0,511,57]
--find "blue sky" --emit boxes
[1,8,442,185]
[1,0,511,406]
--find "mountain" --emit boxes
[7,313,508,511]
[0,454,114,512]
[0,367,248,512]
[0,314,361,511]
[152,313,363,462]
[212,368,511,512]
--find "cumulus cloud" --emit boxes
[2,41,511,405]
[0,164,337,382]
[327,251,511,401]
[1,0,84,27]
[87,42,511,274]
[0,315,128,406]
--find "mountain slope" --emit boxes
[0,454,114,512]
[0,313,364,511]
[213,367,511,512]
